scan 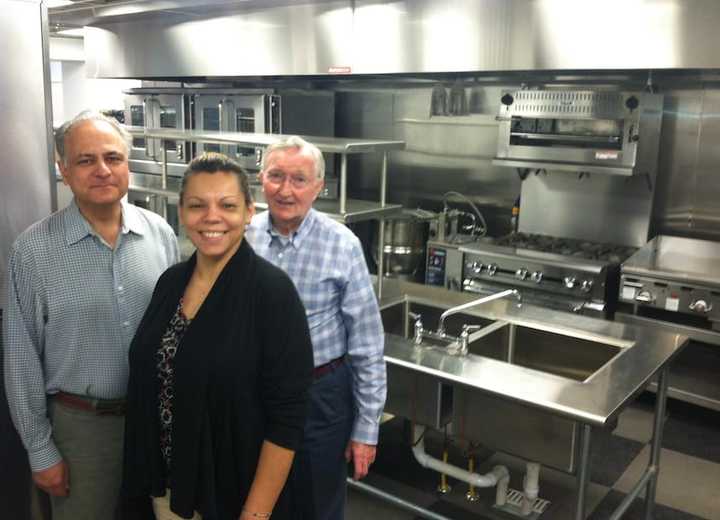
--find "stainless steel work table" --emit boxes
[377,280,689,520]
[123,126,405,297]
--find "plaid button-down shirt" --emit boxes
[246,209,386,444]
[3,200,179,471]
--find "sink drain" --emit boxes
[492,488,551,519]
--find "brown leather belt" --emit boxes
[51,391,126,416]
[313,356,344,379]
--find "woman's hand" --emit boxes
[239,509,270,519]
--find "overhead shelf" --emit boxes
[254,199,402,224]
[123,126,406,154]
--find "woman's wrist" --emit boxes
[240,508,271,519]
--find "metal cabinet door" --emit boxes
[124,94,186,163]
[193,94,266,170]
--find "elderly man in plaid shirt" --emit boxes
[246,136,386,520]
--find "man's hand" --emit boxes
[33,460,69,497]
[344,441,376,481]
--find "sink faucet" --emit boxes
[437,289,521,335]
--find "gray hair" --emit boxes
[261,135,325,180]
[54,110,132,166]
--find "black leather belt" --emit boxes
[313,357,344,379]
[51,391,126,416]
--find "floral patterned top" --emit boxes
[156,301,191,469]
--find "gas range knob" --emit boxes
[531,271,543,283]
[563,276,577,289]
[635,290,655,303]
[515,268,529,281]
[689,299,713,314]
[487,263,498,276]
[471,261,484,274]
[580,280,594,293]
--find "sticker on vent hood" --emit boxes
[595,151,620,160]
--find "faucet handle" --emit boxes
[408,312,424,345]
[461,324,483,335]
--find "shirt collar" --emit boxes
[64,199,146,246]
[264,208,317,249]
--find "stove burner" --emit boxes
[494,233,636,263]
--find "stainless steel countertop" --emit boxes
[379,279,688,427]
[622,235,720,287]
[122,126,406,154]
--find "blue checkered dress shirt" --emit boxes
[3,200,179,471]
[246,209,387,444]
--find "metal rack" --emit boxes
[123,126,406,297]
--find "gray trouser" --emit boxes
[48,399,125,520]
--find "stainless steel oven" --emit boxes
[193,90,274,171]
[124,90,187,164]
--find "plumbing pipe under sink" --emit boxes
[411,425,510,506]
[522,462,541,515]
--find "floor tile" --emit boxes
[662,400,720,464]
[420,499,497,520]
[614,446,720,520]
[347,484,417,520]
[475,451,611,520]
[590,429,646,487]
[613,401,656,443]
[588,489,709,520]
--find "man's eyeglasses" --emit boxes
[264,171,314,189]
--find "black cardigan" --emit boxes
[123,240,314,520]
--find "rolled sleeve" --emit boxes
[342,240,386,445]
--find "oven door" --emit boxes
[124,94,187,164]
[193,94,267,171]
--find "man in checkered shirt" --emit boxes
[246,136,387,520]
[3,111,178,519]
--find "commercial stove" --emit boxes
[620,235,720,329]
[427,232,636,318]
[618,235,720,411]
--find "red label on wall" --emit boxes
[328,66,352,74]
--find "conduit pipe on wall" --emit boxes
[411,426,510,506]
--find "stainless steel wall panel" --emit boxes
[336,87,521,230]
[654,89,720,241]
[0,1,54,308]
[518,173,654,247]
[693,90,720,237]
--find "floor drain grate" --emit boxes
[492,488,551,519]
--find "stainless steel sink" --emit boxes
[380,299,630,471]
[465,322,622,382]
[377,280,688,517]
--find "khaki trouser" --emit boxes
[48,399,124,520]
[152,489,202,520]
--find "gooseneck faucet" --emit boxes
[437,289,521,335]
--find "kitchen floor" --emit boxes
[347,395,720,520]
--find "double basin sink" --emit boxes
[379,281,687,472]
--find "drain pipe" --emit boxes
[412,425,510,505]
[522,462,541,515]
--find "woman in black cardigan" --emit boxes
[123,153,313,520]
